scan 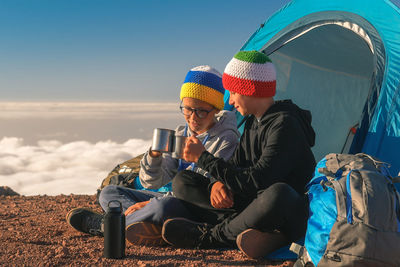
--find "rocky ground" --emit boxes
[0,187,295,266]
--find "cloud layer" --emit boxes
[0,102,179,119]
[0,137,151,196]
[0,101,185,146]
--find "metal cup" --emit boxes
[172,136,188,159]
[151,128,175,153]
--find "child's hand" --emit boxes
[183,136,206,163]
[210,181,234,209]
[149,149,162,158]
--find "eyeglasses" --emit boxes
[180,105,214,119]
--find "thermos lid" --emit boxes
[107,200,122,213]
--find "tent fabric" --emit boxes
[239,0,400,174]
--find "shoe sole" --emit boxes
[161,218,175,246]
[126,221,165,246]
[236,229,289,259]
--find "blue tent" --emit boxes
[236,0,400,175]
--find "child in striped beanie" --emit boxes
[222,50,276,97]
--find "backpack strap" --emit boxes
[390,177,400,223]
[290,243,314,267]
[392,176,400,183]
[331,179,348,220]
[324,154,355,222]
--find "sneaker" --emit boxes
[66,208,104,236]
[162,218,217,249]
[236,229,289,259]
[126,221,165,246]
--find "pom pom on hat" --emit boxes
[180,65,225,110]
[222,51,276,97]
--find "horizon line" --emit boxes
[0,100,179,104]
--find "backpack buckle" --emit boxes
[325,251,342,262]
[290,243,314,267]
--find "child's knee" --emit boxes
[99,185,120,209]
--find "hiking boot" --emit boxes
[236,229,289,259]
[66,208,104,237]
[126,221,165,246]
[162,218,218,249]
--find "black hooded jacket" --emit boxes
[197,100,316,201]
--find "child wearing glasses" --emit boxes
[67,65,239,246]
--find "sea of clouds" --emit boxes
[0,102,184,195]
[0,137,150,196]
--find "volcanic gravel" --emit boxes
[0,190,295,266]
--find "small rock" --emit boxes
[54,230,63,236]
[55,246,69,258]
[137,260,151,267]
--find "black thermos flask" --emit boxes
[103,200,125,259]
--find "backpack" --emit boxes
[96,154,141,202]
[96,153,173,202]
[291,153,400,267]
[99,154,143,190]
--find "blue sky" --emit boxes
[0,0,290,102]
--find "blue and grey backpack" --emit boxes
[291,153,400,267]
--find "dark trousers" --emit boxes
[172,170,308,247]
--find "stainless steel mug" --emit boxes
[172,136,188,159]
[152,128,175,153]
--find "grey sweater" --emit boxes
[139,110,239,189]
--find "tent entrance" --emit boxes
[265,23,374,160]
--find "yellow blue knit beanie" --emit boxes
[180,65,225,110]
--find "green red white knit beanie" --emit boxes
[180,65,225,110]
[222,50,276,97]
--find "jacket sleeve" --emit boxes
[200,131,239,188]
[138,148,179,189]
[211,131,238,161]
[197,116,304,198]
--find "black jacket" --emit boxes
[198,100,316,200]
